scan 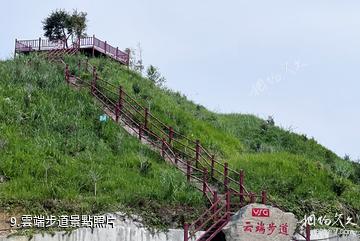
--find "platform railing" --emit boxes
[15,36,129,65]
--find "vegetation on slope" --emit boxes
[76,55,360,225]
[1,53,359,230]
[0,56,205,229]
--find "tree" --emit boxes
[146,65,166,87]
[42,9,87,47]
[68,10,87,41]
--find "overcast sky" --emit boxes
[1,0,359,160]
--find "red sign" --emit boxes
[252,208,270,217]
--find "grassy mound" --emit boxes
[80,55,359,223]
[0,53,359,229]
[0,56,205,229]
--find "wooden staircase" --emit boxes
[56,57,311,241]
[62,59,272,241]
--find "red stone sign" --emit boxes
[223,204,297,241]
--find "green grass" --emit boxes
[1,53,359,229]
[0,56,205,229]
[79,55,359,224]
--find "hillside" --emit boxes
[1,54,359,229]
[0,56,205,230]
[82,55,360,222]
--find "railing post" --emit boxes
[239,169,244,203]
[213,191,218,220]
[91,67,97,95]
[202,168,208,195]
[210,154,215,179]
[38,37,41,51]
[118,86,123,117]
[78,59,81,75]
[224,162,228,192]
[186,159,191,182]
[144,108,149,129]
[92,34,95,57]
[305,224,311,241]
[174,153,178,165]
[104,41,107,54]
[250,192,256,203]
[65,64,69,83]
[161,138,166,158]
[183,223,189,241]
[115,86,123,122]
[226,191,231,220]
[138,125,142,140]
[168,127,174,145]
[261,190,267,205]
[195,140,200,168]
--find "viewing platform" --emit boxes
[14,35,129,65]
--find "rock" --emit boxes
[223,203,297,241]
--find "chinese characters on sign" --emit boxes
[243,221,289,236]
[10,215,115,229]
[223,204,297,241]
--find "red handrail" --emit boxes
[63,59,277,241]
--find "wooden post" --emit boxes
[250,192,256,203]
[38,37,41,51]
[224,162,228,192]
[104,41,107,54]
[239,169,244,203]
[186,159,191,182]
[202,168,208,195]
[168,127,174,145]
[91,67,97,94]
[210,154,215,179]
[183,223,189,241]
[195,140,200,168]
[138,125,143,140]
[226,191,230,213]
[174,153,178,165]
[65,64,69,83]
[305,224,311,241]
[144,108,149,129]
[116,86,123,122]
[213,191,218,220]
[116,47,119,59]
[161,138,166,158]
[78,60,81,75]
[118,86,123,114]
[261,190,267,204]
[92,35,95,57]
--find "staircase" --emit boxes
[62,58,271,240]
[51,56,311,241]
[46,46,79,61]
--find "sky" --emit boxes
[1,0,359,160]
